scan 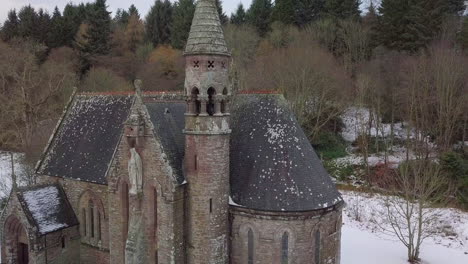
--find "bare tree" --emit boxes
[375,160,454,263]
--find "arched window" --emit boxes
[315,231,321,264]
[122,182,129,245]
[89,200,94,238]
[81,208,87,236]
[191,87,200,115]
[97,211,101,241]
[207,87,216,116]
[248,228,254,264]
[221,87,228,113]
[281,232,289,264]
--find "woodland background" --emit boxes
[0,0,467,209]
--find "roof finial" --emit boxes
[134,79,143,98]
[184,0,230,56]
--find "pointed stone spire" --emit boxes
[184,0,230,56]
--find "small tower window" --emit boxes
[248,228,254,264]
[221,87,228,113]
[61,236,66,248]
[281,232,289,264]
[193,60,200,68]
[191,88,200,115]
[208,60,215,68]
[207,87,216,116]
[221,61,226,69]
[315,230,321,264]
[209,198,213,213]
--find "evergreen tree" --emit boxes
[230,3,247,25]
[1,10,19,41]
[215,0,228,25]
[444,0,466,15]
[62,3,89,47]
[48,7,65,48]
[363,1,378,27]
[324,0,361,20]
[460,16,468,51]
[115,9,130,26]
[272,0,295,24]
[295,0,325,26]
[36,9,52,44]
[128,4,140,19]
[85,0,112,55]
[247,0,273,37]
[146,0,173,47]
[377,0,449,52]
[17,5,38,39]
[171,0,195,49]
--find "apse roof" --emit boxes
[229,94,343,212]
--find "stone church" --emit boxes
[0,0,343,263]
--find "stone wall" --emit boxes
[230,204,343,264]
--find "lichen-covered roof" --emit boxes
[145,100,186,184]
[17,184,78,235]
[37,94,134,184]
[229,94,343,212]
[184,0,230,56]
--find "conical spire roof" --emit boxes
[184,0,230,56]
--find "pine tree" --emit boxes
[17,5,38,39]
[295,0,325,27]
[36,9,52,44]
[1,10,19,41]
[363,1,378,26]
[128,4,140,18]
[377,0,449,52]
[215,0,228,25]
[115,9,130,26]
[146,0,173,47]
[62,3,89,47]
[460,16,468,51]
[171,0,195,49]
[85,0,112,55]
[444,0,466,15]
[230,3,247,25]
[324,0,361,20]
[48,7,65,48]
[272,0,295,25]
[247,0,273,37]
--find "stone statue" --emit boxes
[128,148,143,195]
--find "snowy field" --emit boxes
[341,191,468,264]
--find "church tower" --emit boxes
[184,0,231,263]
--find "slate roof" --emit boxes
[16,184,78,235]
[229,94,343,212]
[184,0,230,56]
[37,94,134,184]
[145,100,186,184]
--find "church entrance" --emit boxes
[18,242,29,264]
[3,215,29,264]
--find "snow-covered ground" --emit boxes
[341,191,468,264]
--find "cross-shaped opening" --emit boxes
[208,61,215,68]
[193,61,200,68]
